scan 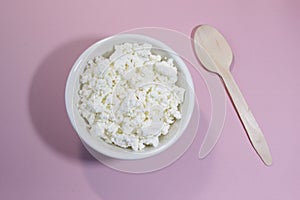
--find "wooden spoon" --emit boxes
[193,25,272,166]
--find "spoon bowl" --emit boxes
[193,25,233,73]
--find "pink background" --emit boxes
[1,0,299,199]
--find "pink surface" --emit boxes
[1,0,300,199]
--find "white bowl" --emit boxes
[65,34,195,160]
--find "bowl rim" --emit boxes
[65,33,195,160]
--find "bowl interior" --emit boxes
[65,34,195,160]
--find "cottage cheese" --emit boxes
[78,42,185,151]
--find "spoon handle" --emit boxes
[219,68,272,166]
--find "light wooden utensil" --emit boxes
[193,25,272,166]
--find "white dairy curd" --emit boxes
[78,42,185,151]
